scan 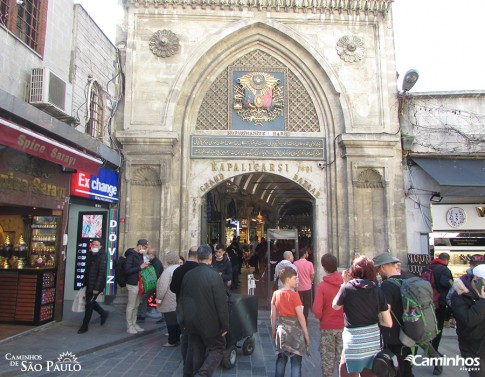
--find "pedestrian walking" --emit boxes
[77,239,109,334]
[450,264,485,377]
[179,244,229,376]
[373,252,415,377]
[171,246,199,377]
[274,250,297,290]
[138,247,164,321]
[332,255,392,377]
[211,243,232,288]
[271,267,310,377]
[293,248,314,322]
[312,253,344,377]
[156,251,180,347]
[429,252,453,369]
[124,239,150,334]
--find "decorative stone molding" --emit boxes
[149,30,180,58]
[130,0,393,16]
[132,166,162,186]
[355,168,384,188]
[336,35,365,63]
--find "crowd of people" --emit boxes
[77,237,485,377]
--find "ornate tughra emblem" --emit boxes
[233,72,284,126]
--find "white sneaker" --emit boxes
[127,327,138,334]
[134,324,144,332]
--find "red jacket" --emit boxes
[312,271,344,330]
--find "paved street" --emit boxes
[7,311,468,377]
[0,269,471,377]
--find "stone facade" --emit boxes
[116,0,407,273]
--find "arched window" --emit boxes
[87,82,104,139]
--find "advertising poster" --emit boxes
[74,212,107,290]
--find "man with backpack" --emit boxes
[374,253,414,377]
[428,253,453,362]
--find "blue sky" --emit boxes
[75,0,485,92]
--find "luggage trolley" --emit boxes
[222,293,258,368]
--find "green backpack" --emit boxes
[388,276,439,347]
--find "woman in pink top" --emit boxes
[293,248,314,323]
[311,253,344,377]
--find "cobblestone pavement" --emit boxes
[0,266,470,377]
[17,312,468,377]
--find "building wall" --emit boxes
[400,92,485,254]
[71,5,121,143]
[0,0,73,100]
[116,0,407,269]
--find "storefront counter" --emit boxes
[0,268,56,325]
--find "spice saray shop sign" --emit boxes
[0,117,102,175]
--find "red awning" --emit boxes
[0,117,102,175]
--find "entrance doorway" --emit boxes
[202,172,315,306]
[203,172,314,248]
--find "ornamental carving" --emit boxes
[336,35,365,63]
[132,166,161,186]
[149,30,179,58]
[355,168,384,189]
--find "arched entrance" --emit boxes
[202,172,315,248]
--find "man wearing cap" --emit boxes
[450,264,485,377]
[373,252,415,377]
[124,239,150,334]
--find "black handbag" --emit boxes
[372,348,398,377]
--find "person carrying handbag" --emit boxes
[332,256,392,377]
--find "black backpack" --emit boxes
[114,254,127,288]
[372,349,398,377]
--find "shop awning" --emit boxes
[0,117,102,175]
[412,157,485,197]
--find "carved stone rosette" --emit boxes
[336,35,365,63]
[149,29,180,58]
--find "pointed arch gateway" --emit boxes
[177,21,348,261]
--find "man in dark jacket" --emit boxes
[373,252,414,377]
[78,239,109,334]
[450,265,485,377]
[430,253,453,358]
[226,241,243,289]
[211,243,232,288]
[124,239,149,334]
[170,246,199,377]
[180,244,229,376]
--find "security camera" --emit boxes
[317,162,326,169]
